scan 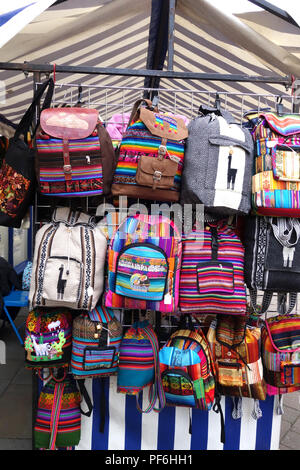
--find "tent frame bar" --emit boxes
[0,61,292,86]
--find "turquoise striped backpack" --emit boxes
[117,321,166,414]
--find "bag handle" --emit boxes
[270,218,300,248]
[126,98,159,130]
[250,289,297,315]
[249,289,273,315]
[135,325,166,414]
[13,78,54,141]
[49,380,65,450]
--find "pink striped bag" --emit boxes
[179,222,247,315]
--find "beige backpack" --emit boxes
[29,207,107,310]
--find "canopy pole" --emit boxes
[0,62,292,86]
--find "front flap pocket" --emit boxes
[136,155,178,190]
[217,360,243,387]
[42,256,82,304]
[272,145,300,182]
[83,346,117,371]
[197,261,234,295]
[115,243,168,301]
[161,369,203,405]
[280,361,300,386]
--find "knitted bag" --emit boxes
[105,213,182,314]
[34,375,81,450]
[180,108,254,215]
[24,308,73,372]
[179,222,247,315]
[71,305,123,379]
[252,112,300,217]
[111,99,188,202]
[207,315,266,420]
[117,321,166,413]
[261,314,300,402]
[159,324,216,410]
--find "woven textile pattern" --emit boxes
[262,314,300,394]
[179,224,246,314]
[34,377,81,449]
[113,120,185,190]
[71,306,123,378]
[159,328,215,410]
[252,113,300,215]
[105,214,182,313]
[207,316,266,399]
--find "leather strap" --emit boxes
[126,98,159,130]
[62,137,72,189]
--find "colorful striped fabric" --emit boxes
[159,328,215,411]
[105,214,182,313]
[261,314,300,394]
[71,306,123,379]
[207,316,266,400]
[111,115,186,202]
[252,113,300,215]
[117,321,166,415]
[34,376,81,449]
[179,223,246,315]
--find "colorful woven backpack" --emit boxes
[159,322,216,411]
[252,112,300,217]
[117,320,166,413]
[179,221,247,315]
[34,375,81,450]
[261,313,300,412]
[35,106,116,197]
[24,308,73,374]
[111,98,188,202]
[207,314,266,420]
[105,213,182,314]
[71,305,123,379]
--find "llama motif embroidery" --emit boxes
[227,148,238,190]
[57,264,67,300]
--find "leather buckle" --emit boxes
[158,145,167,160]
[63,164,72,175]
[153,170,162,181]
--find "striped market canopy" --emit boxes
[0,0,300,130]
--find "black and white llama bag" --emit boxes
[29,207,107,310]
[180,108,254,215]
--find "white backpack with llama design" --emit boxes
[29,207,107,310]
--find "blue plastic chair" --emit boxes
[2,289,29,346]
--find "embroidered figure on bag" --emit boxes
[227,148,238,190]
[57,265,67,300]
[283,246,296,268]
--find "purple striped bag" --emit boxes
[179,222,247,315]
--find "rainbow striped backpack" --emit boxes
[179,222,247,315]
[105,213,182,313]
[117,321,166,413]
[111,98,188,202]
[34,375,81,450]
[261,314,300,409]
[159,324,216,410]
[252,112,300,217]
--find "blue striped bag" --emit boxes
[71,305,123,379]
[117,321,166,414]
